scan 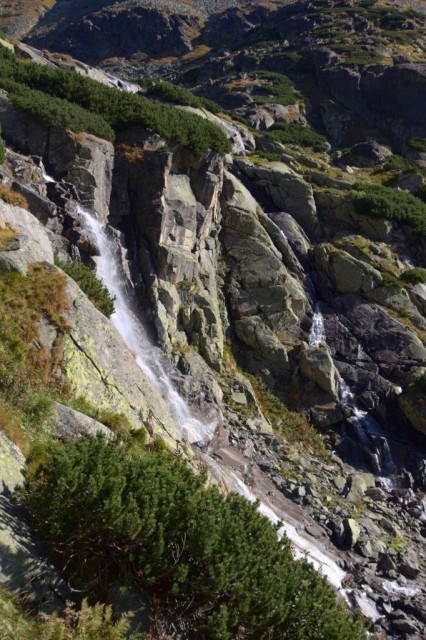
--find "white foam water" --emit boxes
[77,205,214,445]
[231,473,346,589]
[309,304,327,347]
[39,160,55,183]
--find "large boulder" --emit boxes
[235,158,319,240]
[50,402,112,441]
[0,202,54,274]
[221,172,309,381]
[299,345,340,399]
[313,244,383,299]
[341,141,392,168]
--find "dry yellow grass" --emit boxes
[0,185,29,209]
[0,225,17,250]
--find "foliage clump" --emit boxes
[383,154,420,175]
[401,267,426,285]
[0,590,137,640]
[22,436,367,640]
[0,47,231,156]
[251,71,300,106]
[408,137,426,153]
[352,182,426,236]
[266,123,328,151]
[55,257,115,318]
[145,79,222,113]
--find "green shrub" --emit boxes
[145,79,222,113]
[401,267,426,285]
[352,183,426,236]
[22,436,367,640]
[266,123,328,151]
[0,78,114,142]
[408,137,426,153]
[380,272,404,290]
[0,47,231,156]
[55,257,115,317]
[330,44,385,65]
[251,71,300,106]
[383,154,420,175]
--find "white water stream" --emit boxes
[309,303,327,347]
[309,306,396,483]
[77,205,214,445]
[231,473,346,589]
[39,160,55,183]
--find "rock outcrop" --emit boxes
[0,92,114,222]
[220,171,309,384]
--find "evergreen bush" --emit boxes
[55,257,115,318]
[266,123,328,151]
[22,436,367,640]
[145,79,222,113]
[0,47,231,156]
[352,183,426,236]
[401,267,426,285]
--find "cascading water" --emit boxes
[230,473,346,589]
[77,205,214,445]
[39,160,55,184]
[309,305,397,484]
[309,303,327,347]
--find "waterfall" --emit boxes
[77,205,214,445]
[309,305,396,482]
[78,204,351,591]
[309,303,327,347]
[70,244,81,262]
[39,160,55,183]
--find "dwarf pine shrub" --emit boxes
[22,436,367,640]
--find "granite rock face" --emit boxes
[220,171,309,383]
[111,139,224,369]
[0,201,54,274]
[0,93,114,222]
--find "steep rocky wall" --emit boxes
[0,92,113,222]
[111,137,225,369]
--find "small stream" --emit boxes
[309,305,398,486]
